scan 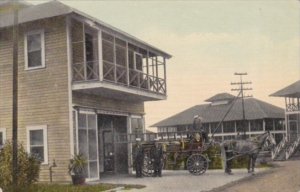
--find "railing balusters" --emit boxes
[73,60,166,95]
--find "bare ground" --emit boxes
[208,159,300,192]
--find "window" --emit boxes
[134,52,143,71]
[27,125,48,164]
[25,30,45,70]
[250,120,263,132]
[115,38,127,66]
[265,119,274,131]
[0,128,6,149]
[223,121,235,133]
[131,117,143,134]
[275,120,284,131]
[211,122,221,133]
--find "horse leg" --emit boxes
[247,155,252,173]
[251,154,257,174]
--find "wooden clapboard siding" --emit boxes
[0,16,71,182]
[73,91,145,115]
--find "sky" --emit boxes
[28,0,300,131]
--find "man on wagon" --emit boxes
[192,115,208,143]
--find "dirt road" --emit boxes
[210,160,300,192]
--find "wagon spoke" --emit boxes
[187,154,208,175]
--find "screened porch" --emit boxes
[70,18,169,96]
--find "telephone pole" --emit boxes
[231,72,252,139]
[12,0,19,189]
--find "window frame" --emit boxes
[0,128,6,149]
[26,125,48,165]
[24,29,46,70]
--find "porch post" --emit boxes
[127,116,133,174]
[146,51,150,90]
[126,42,130,86]
[163,57,167,94]
[155,56,159,92]
[82,24,87,80]
[98,31,103,81]
[113,37,117,82]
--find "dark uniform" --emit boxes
[224,145,233,175]
[192,116,208,143]
[135,143,144,178]
[152,142,163,177]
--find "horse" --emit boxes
[220,131,276,174]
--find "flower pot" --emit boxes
[71,175,86,185]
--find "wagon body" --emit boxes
[140,134,211,176]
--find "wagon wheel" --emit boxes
[186,154,208,175]
[142,154,154,177]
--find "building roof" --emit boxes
[270,80,300,98]
[205,92,235,102]
[0,0,171,58]
[152,97,284,127]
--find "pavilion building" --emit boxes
[152,93,285,143]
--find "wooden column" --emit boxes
[98,31,103,81]
[163,57,167,94]
[146,51,150,90]
[126,42,130,86]
[155,56,159,92]
[113,37,117,82]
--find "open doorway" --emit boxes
[98,114,128,174]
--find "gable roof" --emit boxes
[152,97,284,127]
[205,92,235,102]
[270,80,300,98]
[0,1,171,58]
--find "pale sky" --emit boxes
[28,0,300,131]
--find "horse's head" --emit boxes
[263,131,276,150]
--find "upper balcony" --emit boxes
[70,18,171,101]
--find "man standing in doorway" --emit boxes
[135,138,144,178]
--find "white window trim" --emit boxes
[24,29,46,70]
[26,125,48,165]
[0,128,6,146]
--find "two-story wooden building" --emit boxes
[270,80,300,160]
[0,1,170,182]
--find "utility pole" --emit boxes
[12,0,19,189]
[231,72,252,139]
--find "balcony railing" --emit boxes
[100,61,166,95]
[72,61,99,81]
[286,104,300,112]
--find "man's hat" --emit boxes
[194,115,199,119]
[136,138,141,142]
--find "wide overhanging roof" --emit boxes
[0,0,171,59]
[270,80,300,98]
[152,97,284,127]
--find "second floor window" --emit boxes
[25,30,45,70]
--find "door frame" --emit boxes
[77,110,100,181]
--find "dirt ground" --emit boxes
[209,159,300,192]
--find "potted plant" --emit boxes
[68,154,87,185]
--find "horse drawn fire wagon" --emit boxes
[136,131,214,176]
